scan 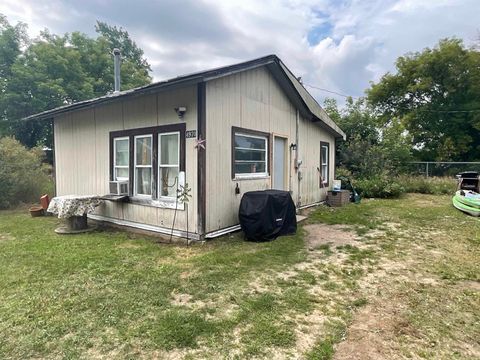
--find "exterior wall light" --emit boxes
[175,106,187,119]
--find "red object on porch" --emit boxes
[40,194,50,210]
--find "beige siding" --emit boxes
[123,94,157,129]
[94,102,123,197]
[72,109,96,194]
[205,67,337,232]
[54,85,198,234]
[53,67,339,237]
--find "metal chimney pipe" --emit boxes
[113,48,121,92]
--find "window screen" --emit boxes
[135,135,152,196]
[114,137,129,181]
[321,143,329,185]
[159,132,180,198]
[234,133,268,176]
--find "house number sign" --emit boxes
[186,130,196,138]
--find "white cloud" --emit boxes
[389,0,459,13]
[1,0,479,106]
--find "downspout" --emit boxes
[295,109,301,207]
[197,82,207,240]
[51,118,57,197]
[288,145,293,194]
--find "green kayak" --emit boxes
[452,190,480,216]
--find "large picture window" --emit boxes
[110,124,185,204]
[113,137,129,181]
[232,127,270,178]
[320,141,330,186]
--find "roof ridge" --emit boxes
[23,53,345,139]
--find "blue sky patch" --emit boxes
[307,21,333,45]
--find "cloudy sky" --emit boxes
[1,0,479,104]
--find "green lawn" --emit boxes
[0,194,478,359]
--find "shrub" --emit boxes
[398,175,457,195]
[335,167,352,179]
[349,175,457,199]
[0,137,53,209]
[353,176,405,199]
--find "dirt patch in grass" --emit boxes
[0,233,14,241]
[293,310,330,353]
[116,241,143,249]
[171,292,193,306]
[303,224,360,250]
[410,196,447,208]
[364,222,403,238]
[333,288,414,360]
[179,269,197,279]
[333,308,414,360]
[248,276,277,293]
[457,280,480,291]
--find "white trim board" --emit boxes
[90,213,312,241]
[205,213,309,239]
[88,214,200,240]
[205,224,242,239]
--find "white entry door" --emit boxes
[273,136,287,190]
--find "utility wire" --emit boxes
[303,83,480,113]
[407,108,480,113]
[304,83,357,99]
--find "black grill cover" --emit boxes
[239,190,297,242]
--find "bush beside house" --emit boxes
[0,137,53,209]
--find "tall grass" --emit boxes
[398,175,457,195]
[351,175,457,199]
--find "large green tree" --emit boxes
[0,15,27,136]
[367,38,480,161]
[0,16,152,148]
[325,97,412,178]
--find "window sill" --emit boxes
[234,175,270,181]
[129,197,185,210]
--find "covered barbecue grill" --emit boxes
[239,190,297,241]
[456,171,479,192]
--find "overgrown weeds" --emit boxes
[398,175,457,195]
[350,175,457,199]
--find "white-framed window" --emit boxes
[110,124,185,205]
[233,132,268,178]
[113,137,129,181]
[134,135,152,196]
[158,131,180,199]
[320,142,329,185]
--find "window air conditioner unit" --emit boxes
[109,181,129,195]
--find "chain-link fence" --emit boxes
[408,162,480,177]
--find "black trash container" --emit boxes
[456,171,479,191]
[239,190,297,242]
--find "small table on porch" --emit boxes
[47,195,103,234]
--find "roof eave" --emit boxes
[22,75,204,122]
[312,116,346,140]
[22,53,346,140]
[268,60,346,140]
[23,55,279,122]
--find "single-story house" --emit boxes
[26,55,345,240]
